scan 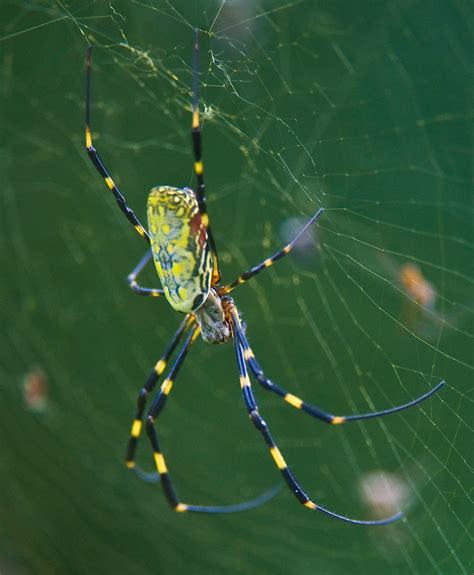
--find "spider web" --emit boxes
[0,1,472,574]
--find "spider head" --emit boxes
[194,289,231,344]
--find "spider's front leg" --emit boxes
[229,306,403,526]
[140,322,280,513]
[235,325,445,425]
[125,315,193,473]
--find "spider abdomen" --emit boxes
[147,186,212,313]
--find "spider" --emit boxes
[84,31,445,525]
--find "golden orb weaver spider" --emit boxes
[84,31,445,525]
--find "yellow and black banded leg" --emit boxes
[235,325,445,425]
[85,46,150,243]
[144,323,280,513]
[230,308,403,526]
[127,249,164,297]
[192,29,221,286]
[125,315,194,478]
[224,208,325,292]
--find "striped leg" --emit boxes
[85,47,150,243]
[127,249,164,297]
[192,29,221,286]
[224,208,325,293]
[235,326,445,425]
[229,307,403,526]
[144,323,280,513]
[125,315,193,475]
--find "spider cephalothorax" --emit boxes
[194,289,231,344]
[85,30,445,524]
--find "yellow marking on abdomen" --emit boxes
[175,502,188,512]
[154,359,166,375]
[105,176,114,190]
[178,286,189,301]
[304,501,317,510]
[147,186,212,314]
[270,446,287,470]
[125,460,136,469]
[171,260,184,275]
[284,393,303,409]
[331,416,346,425]
[194,161,203,175]
[154,452,168,474]
[263,258,273,268]
[131,419,142,438]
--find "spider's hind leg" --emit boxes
[192,29,221,286]
[84,46,150,243]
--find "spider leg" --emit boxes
[192,29,221,286]
[235,323,445,425]
[125,315,194,473]
[143,321,281,513]
[127,249,164,297]
[224,207,324,293]
[85,47,150,243]
[229,307,403,526]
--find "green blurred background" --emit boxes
[1,1,472,574]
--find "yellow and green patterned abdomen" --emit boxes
[147,186,212,313]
